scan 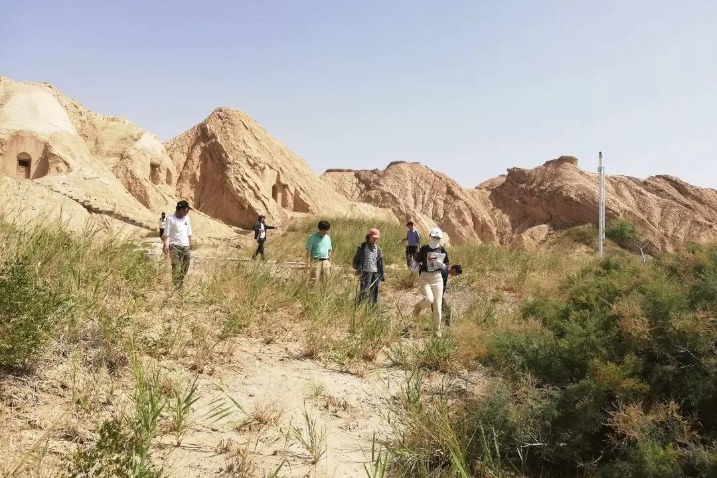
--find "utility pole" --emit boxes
[598,152,605,257]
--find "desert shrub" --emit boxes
[471,245,717,476]
[0,259,66,370]
[606,219,642,249]
[0,220,158,373]
[564,224,598,247]
[66,362,166,477]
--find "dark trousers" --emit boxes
[406,245,418,268]
[252,239,265,259]
[357,272,380,305]
[170,245,191,288]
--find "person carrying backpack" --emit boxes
[352,228,385,305]
[252,215,276,260]
[412,227,449,337]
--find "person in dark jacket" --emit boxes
[251,215,276,260]
[352,228,385,305]
[440,264,463,325]
[412,228,449,337]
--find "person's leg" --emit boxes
[371,272,380,304]
[442,298,452,326]
[356,272,370,304]
[322,260,332,280]
[312,261,322,281]
[430,276,444,337]
[405,246,412,269]
[257,240,265,260]
[413,273,435,316]
[170,246,184,288]
[178,247,190,288]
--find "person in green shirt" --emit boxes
[305,220,333,281]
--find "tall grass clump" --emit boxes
[0,259,66,371]
[66,361,166,477]
[0,219,157,372]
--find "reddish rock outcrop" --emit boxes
[165,108,396,229]
[322,157,717,252]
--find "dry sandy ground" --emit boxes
[1,336,406,477]
[158,339,407,478]
[1,240,484,477]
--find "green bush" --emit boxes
[465,245,717,476]
[0,260,65,370]
[606,219,642,249]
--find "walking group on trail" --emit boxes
[159,203,461,337]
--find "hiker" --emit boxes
[251,215,276,260]
[402,221,421,269]
[305,220,333,281]
[162,200,193,289]
[158,212,166,239]
[412,227,450,337]
[440,264,463,325]
[352,228,385,305]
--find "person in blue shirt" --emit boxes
[402,221,421,269]
[304,220,333,281]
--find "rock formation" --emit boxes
[165,108,396,229]
[0,76,235,238]
[322,157,717,252]
[3,75,715,253]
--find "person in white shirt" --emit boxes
[251,215,276,260]
[158,212,166,239]
[162,200,193,288]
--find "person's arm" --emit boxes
[352,245,363,273]
[162,219,170,253]
[187,218,194,250]
[327,237,333,261]
[265,224,276,230]
[305,235,312,268]
[379,249,385,281]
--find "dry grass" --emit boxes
[0,215,600,477]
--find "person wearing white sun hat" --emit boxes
[412,227,450,337]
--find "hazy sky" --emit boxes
[2,1,716,188]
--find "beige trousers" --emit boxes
[311,260,332,281]
[414,271,444,337]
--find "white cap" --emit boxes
[429,227,443,239]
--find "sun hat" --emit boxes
[369,228,381,238]
[429,227,443,239]
[176,200,191,210]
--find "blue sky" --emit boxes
[2,0,716,188]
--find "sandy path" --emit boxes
[159,338,406,477]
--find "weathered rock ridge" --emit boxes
[0,76,236,238]
[322,157,717,252]
[164,108,396,229]
[3,75,715,253]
